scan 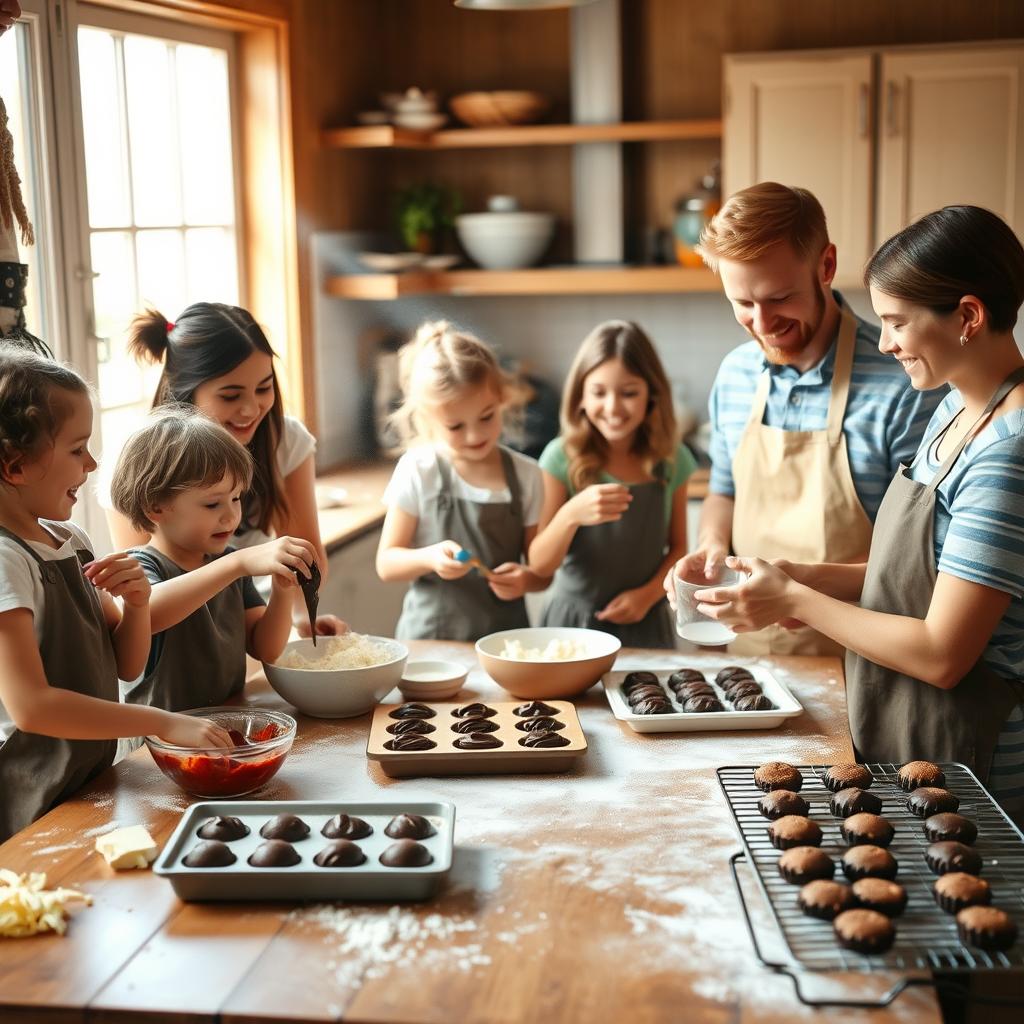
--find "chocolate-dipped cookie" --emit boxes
[924,813,977,845]
[830,787,882,818]
[452,702,496,719]
[754,762,803,792]
[453,732,503,750]
[823,763,873,792]
[956,906,1018,951]
[451,717,500,734]
[798,880,854,920]
[248,839,301,867]
[183,840,236,868]
[387,719,436,736]
[384,813,436,840]
[715,666,753,685]
[632,697,672,715]
[390,703,436,720]
[682,695,725,713]
[768,815,822,850]
[758,789,809,820]
[514,701,559,717]
[852,878,907,918]
[622,671,659,690]
[906,786,959,817]
[778,847,834,884]
[676,681,717,701]
[627,685,667,705]
[384,734,437,751]
[667,669,706,688]
[313,839,365,867]
[260,813,310,842]
[926,841,982,876]
[197,816,250,842]
[841,813,895,847]
[722,680,763,701]
[321,813,372,840]
[841,845,898,881]
[833,908,896,954]
[380,839,432,867]
[516,716,564,732]
[733,694,775,711]
[519,731,570,748]
[897,760,945,791]
[933,873,991,914]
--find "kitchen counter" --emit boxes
[0,646,940,1024]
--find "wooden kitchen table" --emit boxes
[0,645,941,1024]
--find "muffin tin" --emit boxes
[153,800,454,901]
[602,665,803,733]
[366,700,587,776]
[718,762,1024,973]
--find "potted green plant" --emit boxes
[395,183,461,254]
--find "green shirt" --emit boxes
[538,437,698,527]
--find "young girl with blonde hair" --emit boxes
[530,320,695,647]
[376,320,548,640]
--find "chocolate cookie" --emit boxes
[799,880,854,920]
[390,703,436,720]
[833,908,896,954]
[733,694,775,711]
[451,717,500,734]
[384,734,437,751]
[906,786,959,818]
[759,789,810,820]
[852,878,907,917]
[956,906,1018,951]
[926,841,982,876]
[722,680,763,701]
[667,669,706,688]
[830,787,882,818]
[622,671,659,690]
[716,666,753,685]
[453,732,503,750]
[933,872,992,914]
[260,814,310,843]
[768,815,823,850]
[627,685,667,705]
[248,839,301,867]
[778,847,835,884]
[823,763,873,792]
[519,731,570,748]
[183,840,236,868]
[841,813,895,847]
[379,839,432,867]
[841,845,898,881]
[321,813,372,840]
[197,816,249,842]
[632,696,673,715]
[754,762,803,792]
[313,839,366,867]
[682,695,725,713]
[387,719,436,736]
[452,702,496,719]
[516,716,564,732]
[514,701,559,717]
[676,681,717,701]
[924,813,977,845]
[384,814,436,840]
[897,760,945,791]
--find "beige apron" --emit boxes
[730,305,872,656]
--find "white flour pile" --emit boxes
[499,637,587,661]
[275,634,394,671]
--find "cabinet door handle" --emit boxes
[858,82,870,138]
[886,80,900,136]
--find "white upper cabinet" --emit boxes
[724,52,874,282]
[876,46,1024,245]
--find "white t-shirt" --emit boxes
[383,445,544,527]
[0,520,96,742]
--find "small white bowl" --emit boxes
[398,659,468,700]
[393,111,448,132]
[455,211,555,270]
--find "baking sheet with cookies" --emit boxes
[366,700,587,776]
[601,664,803,732]
[153,800,455,901]
[718,762,1024,972]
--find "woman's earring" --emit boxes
[960,335,969,347]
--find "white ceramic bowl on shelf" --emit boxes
[455,210,555,270]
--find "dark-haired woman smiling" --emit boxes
[696,206,1024,823]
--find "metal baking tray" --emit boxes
[718,762,1024,972]
[153,800,454,901]
[602,664,803,732]
[366,700,587,776]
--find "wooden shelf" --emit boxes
[322,119,723,150]
[324,266,719,299]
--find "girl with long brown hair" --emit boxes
[530,320,696,647]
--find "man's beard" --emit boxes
[757,281,827,365]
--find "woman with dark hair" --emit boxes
[695,206,1024,822]
[100,303,345,637]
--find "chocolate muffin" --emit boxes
[798,880,854,920]
[956,906,1018,951]
[833,908,896,955]
[631,696,673,715]
[841,813,895,848]
[926,841,983,876]
[778,847,835,884]
[933,872,992,914]
[897,760,945,791]
[667,669,706,688]
[906,786,959,817]
[754,762,803,792]
[733,694,775,711]
[622,671,659,690]
[768,815,823,850]
[841,845,899,882]
[852,878,907,918]
[823,763,873,792]
[682,695,725,713]
[830,787,883,818]
[759,789,810,820]
[924,813,978,845]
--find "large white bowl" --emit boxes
[455,211,555,270]
[263,637,408,719]
[475,627,621,699]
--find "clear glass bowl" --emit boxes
[145,707,296,798]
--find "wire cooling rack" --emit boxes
[718,763,1024,1006]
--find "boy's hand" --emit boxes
[567,483,632,527]
[157,714,233,749]
[240,536,316,585]
[430,541,471,580]
[488,563,531,601]
[83,552,151,607]
[295,614,348,638]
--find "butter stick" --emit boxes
[95,825,159,870]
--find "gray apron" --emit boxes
[540,469,674,649]
[0,526,118,842]
[847,369,1024,812]
[123,546,247,711]
[395,447,529,642]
